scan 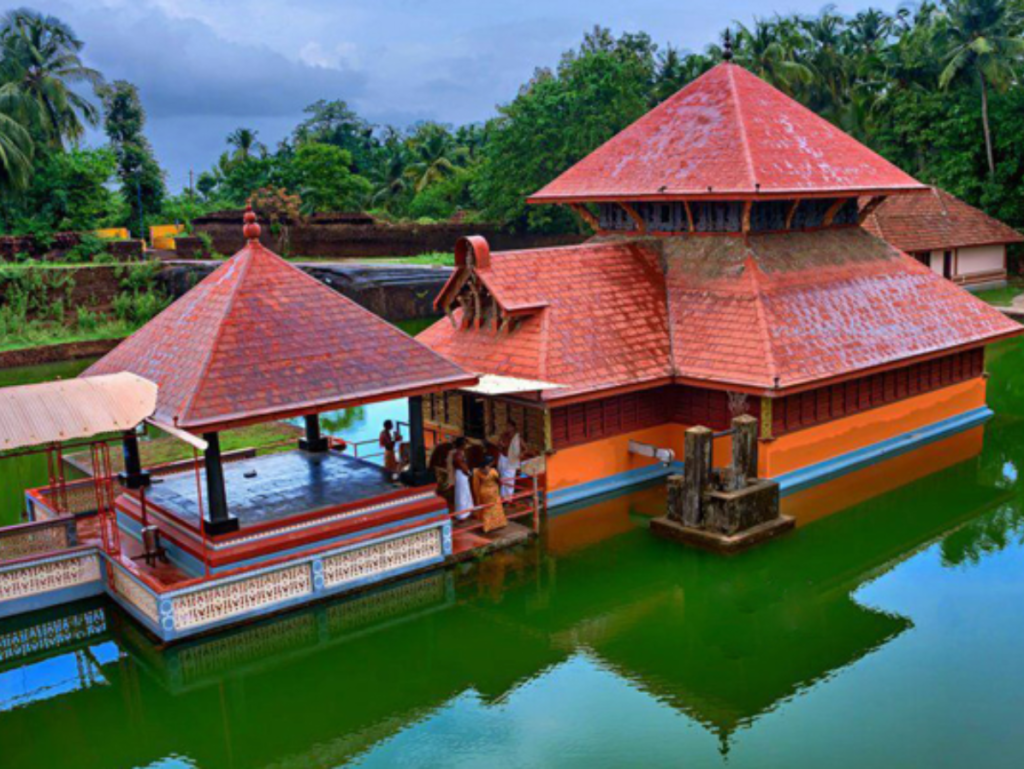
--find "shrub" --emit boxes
[76,307,99,332]
[64,233,110,264]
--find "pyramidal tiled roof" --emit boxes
[529,63,926,203]
[417,231,1021,399]
[85,213,474,432]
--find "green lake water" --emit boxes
[2,339,1024,767]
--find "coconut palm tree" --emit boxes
[226,127,265,162]
[734,18,813,95]
[0,9,102,148]
[0,108,32,192]
[937,0,1024,177]
[404,123,466,194]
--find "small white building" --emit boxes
[863,187,1023,291]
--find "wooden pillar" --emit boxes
[681,426,713,527]
[202,432,238,535]
[300,413,329,453]
[402,395,433,486]
[730,415,758,489]
[119,431,150,489]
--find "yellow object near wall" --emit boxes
[150,224,184,250]
[94,227,130,240]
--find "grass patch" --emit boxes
[0,320,130,353]
[141,422,302,466]
[63,422,303,474]
[974,279,1024,307]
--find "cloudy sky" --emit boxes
[6,0,903,190]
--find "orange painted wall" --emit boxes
[759,376,987,478]
[781,425,984,525]
[545,423,735,492]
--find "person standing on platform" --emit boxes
[498,420,522,499]
[379,420,402,481]
[450,437,473,520]
[472,455,507,532]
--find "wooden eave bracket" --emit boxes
[822,198,848,228]
[858,195,887,224]
[619,202,647,234]
[567,203,600,232]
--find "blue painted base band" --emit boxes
[546,406,994,510]
[0,580,105,619]
[774,405,993,496]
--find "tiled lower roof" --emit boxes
[862,187,1024,253]
[418,231,1021,399]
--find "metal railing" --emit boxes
[446,474,543,536]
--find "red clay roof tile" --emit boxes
[419,230,1021,398]
[862,186,1024,253]
[84,241,474,432]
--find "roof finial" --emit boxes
[243,203,261,243]
[722,29,734,62]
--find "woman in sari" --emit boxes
[471,455,507,533]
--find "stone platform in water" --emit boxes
[651,514,795,554]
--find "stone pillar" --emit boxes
[118,431,151,489]
[300,413,330,453]
[402,395,433,486]
[730,415,759,490]
[666,475,686,522]
[202,432,238,535]
[682,426,713,527]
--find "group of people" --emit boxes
[443,421,522,533]
[378,417,523,533]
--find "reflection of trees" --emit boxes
[941,502,1024,568]
[319,407,365,435]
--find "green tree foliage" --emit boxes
[0,110,32,192]
[937,0,1024,177]
[99,79,165,237]
[286,142,372,214]
[473,27,659,231]
[0,8,102,149]
[294,99,379,175]
[226,127,266,162]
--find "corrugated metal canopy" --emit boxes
[0,373,157,451]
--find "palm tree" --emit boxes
[0,9,103,148]
[0,108,32,193]
[734,19,813,95]
[937,0,1024,177]
[404,123,466,194]
[226,127,265,162]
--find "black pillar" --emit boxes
[203,432,238,535]
[299,413,329,452]
[401,395,432,486]
[118,431,150,489]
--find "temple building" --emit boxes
[417,60,1022,506]
[862,186,1023,290]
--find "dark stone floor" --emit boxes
[146,450,399,529]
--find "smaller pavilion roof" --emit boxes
[84,208,475,433]
[0,373,157,451]
[862,187,1024,253]
[529,63,926,204]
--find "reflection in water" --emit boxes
[2,340,1024,766]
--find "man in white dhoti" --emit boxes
[498,421,521,499]
[450,437,473,520]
